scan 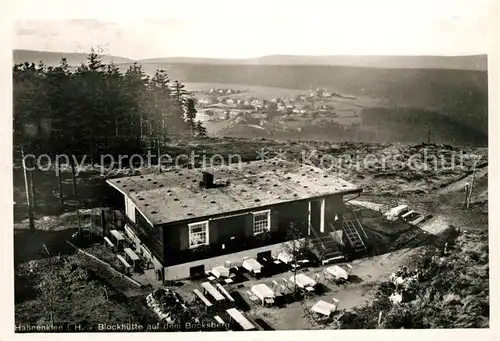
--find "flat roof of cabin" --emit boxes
[106,158,361,226]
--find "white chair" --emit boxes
[280,285,288,294]
[331,298,339,311]
[246,290,259,303]
[346,264,353,276]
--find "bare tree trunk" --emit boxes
[77,209,82,238]
[101,209,106,236]
[70,159,77,197]
[140,112,143,139]
[29,170,37,209]
[56,158,64,209]
[157,140,162,174]
[21,146,35,233]
[130,112,134,137]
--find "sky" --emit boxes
[9,0,496,60]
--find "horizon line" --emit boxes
[13,48,488,62]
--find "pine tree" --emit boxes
[124,63,149,138]
[195,120,207,137]
[13,47,199,166]
[185,98,197,135]
[171,80,188,105]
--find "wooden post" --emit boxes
[377,311,383,328]
[464,183,470,208]
[467,165,477,208]
[21,146,35,233]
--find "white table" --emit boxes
[226,308,255,331]
[212,265,230,278]
[110,230,125,241]
[215,283,235,302]
[242,258,262,274]
[311,300,337,317]
[277,252,293,264]
[201,282,225,302]
[124,248,140,261]
[324,265,349,280]
[289,273,316,289]
[251,284,275,306]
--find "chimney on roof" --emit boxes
[200,172,215,189]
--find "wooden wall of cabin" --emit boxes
[161,199,311,266]
[129,209,164,263]
[324,194,348,231]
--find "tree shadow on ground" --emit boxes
[14,228,101,265]
[254,318,275,330]
[230,291,251,312]
[346,275,363,284]
[313,283,333,295]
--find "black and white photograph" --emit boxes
[2,0,498,336]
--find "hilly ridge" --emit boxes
[13,49,487,71]
[13,49,134,66]
[139,54,487,71]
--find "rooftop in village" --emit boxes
[106,158,361,226]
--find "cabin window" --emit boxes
[189,221,209,248]
[253,209,271,235]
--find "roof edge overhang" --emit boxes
[106,179,156,227]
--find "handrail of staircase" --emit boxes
[342,216,363,247]
[308,223,326,250]
[328,223,344,247]
[349,205,369,240]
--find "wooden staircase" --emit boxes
[308,224,345,265]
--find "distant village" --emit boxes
[195,87,360,127]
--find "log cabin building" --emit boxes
[106,159,367,281]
